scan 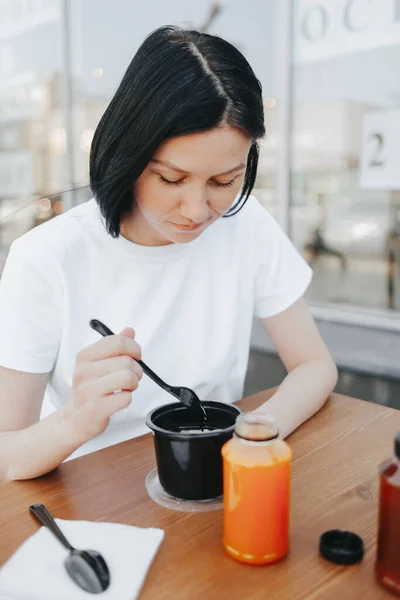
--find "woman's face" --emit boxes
[126,125,252,246]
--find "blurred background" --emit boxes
[0,0,399,405]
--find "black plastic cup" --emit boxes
[146,401,241,501]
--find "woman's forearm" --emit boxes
[0,406,84,483]
[254,357,338,439]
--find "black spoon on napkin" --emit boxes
[89,318,207,427]
[29,504,110,594]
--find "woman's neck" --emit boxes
[120,211,173,247]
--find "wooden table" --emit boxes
[1,390,399,600]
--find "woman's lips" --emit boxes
[168,219,209,232]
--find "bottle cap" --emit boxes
[319,530,364,565]
[395,432,400,460]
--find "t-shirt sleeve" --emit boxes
[250,200,313,318]
[0,235,64,373]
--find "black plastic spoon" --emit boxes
[89,318,207,426]
[29,504,110,594]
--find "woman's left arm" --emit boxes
[254,298,338,439]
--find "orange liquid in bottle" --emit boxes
[222,414,291,565]
[376,434,400,596]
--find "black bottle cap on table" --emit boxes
[395,432,400,460]
[319,530,364,565]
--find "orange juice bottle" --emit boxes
[221,413,291,565]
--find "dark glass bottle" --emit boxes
[376,432,400,596]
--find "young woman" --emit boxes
[0,26,337,482]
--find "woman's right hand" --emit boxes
[66,328,143,442]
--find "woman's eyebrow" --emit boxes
[151,158,246,175]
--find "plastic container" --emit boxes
[146,401,241,500]
[221,413,292,565]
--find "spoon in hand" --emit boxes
[89,318,207,426]
[29,504,110,594]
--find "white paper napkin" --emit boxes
[0,518,164,600]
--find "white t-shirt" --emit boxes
[0,196,312,459]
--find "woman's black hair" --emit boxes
[90,25,265,237]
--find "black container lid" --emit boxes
[395,432,400,460]
[319,530,364,565]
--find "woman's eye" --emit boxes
[159,175,184,186]
[214,179,235,189]
[158,175,236,188]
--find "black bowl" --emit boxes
[146,401,241,501]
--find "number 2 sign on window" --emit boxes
[368,132,385,168]
[360,111,400,190]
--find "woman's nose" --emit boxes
[179,187,209,223]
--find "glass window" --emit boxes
[292,0,400,313]
[0,0,65,271]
